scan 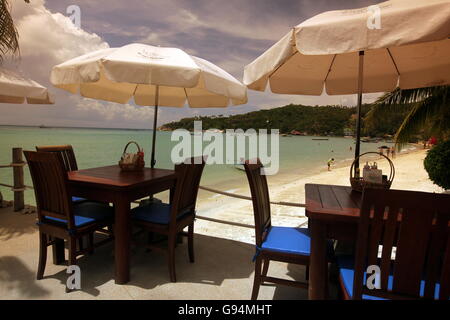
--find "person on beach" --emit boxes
[327,158,335,171]
[390,146,396,158]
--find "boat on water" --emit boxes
[205,129,224,133]
[361,137,381,143]
[312,138,329,141]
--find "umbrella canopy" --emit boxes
[51,43,248,167]
[244,0,450,172]
[0,67,54,104]
[244,0,449,94]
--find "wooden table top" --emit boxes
[305,184,362,222]
[68,165,176,189]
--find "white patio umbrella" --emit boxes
[244,0,450,172]
[0,67,54,104]
[51,43,247,168]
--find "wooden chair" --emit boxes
[244,159,333,300]
[36,145,78,171]
[131,156,206,282]
[36,145,98,251]
[24,151,114,288]
[35,145,85,203]
[338,188,450,300]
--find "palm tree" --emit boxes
[0,0,29,62]
[365,86,450,149]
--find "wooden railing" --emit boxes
[0,147,33,211]
[0,148,306,228]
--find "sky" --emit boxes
[0,0,383,129]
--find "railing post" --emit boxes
[13,148,24,212]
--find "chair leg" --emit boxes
[251,256,263,300]
[168,234,177,282]
[52,237,65,265]
[262,258,270,278]
[78,237,83,252]
[188,223,194,263]
[147,231,154,244]
[66,237,78,293]
[37,232,48,280]
[88,233,94,255]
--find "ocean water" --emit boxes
[0,125,397,205]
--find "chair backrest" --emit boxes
[170,156,206,223]
[353,188,450,300]
[244,159,271,247]
[36,145,78,172]
[24,151,75,228]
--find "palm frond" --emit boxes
[364,101,410,127]
[376,86,446,106]
[394,87,449,149]
[0,0,20,63]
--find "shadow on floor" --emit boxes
[0,207,37,241]
[0,256,50,298]
[43,233,256,297]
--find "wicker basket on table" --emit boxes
[118,141,145,171]
[350,151,395,192]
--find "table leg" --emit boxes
[169,186,175,203]
[52,237,65,265]
[308,219,328,300]
[114,194,131,284]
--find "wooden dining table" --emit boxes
[64,165,177,284]
[305,183,363,300]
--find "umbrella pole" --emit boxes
[150,85,160,169]
[354,51,364,177]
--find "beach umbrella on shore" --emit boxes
[0,67,53,104]
[243,0,450,173]
[50,43,247,168]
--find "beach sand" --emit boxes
[194,148,444,244]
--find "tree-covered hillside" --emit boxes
[161,103,411,137]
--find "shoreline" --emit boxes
[194,147,443,244]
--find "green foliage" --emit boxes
[363,103,413,137]
[162,104,390,136]
[424,140,450,190]
[0,0,19,62]
[162,103,404,137]
[365,86,450,149]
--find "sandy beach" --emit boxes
[194,148,444,244]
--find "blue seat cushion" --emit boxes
[337,255,443,300]
[131,202,190,225]
[45,201,113,227]
[72,196,87,203]
[260,226,334,257]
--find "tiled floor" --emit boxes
[0,205,328,300]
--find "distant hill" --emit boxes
[160,103,410,137]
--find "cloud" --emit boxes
[0,0,164,128]
[75,98,154,123]
[1,0,385,129]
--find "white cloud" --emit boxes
[1,0,385,129]
[0,0,162,129]
[75,98,154,123]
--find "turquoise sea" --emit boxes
[0,125,397,205]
